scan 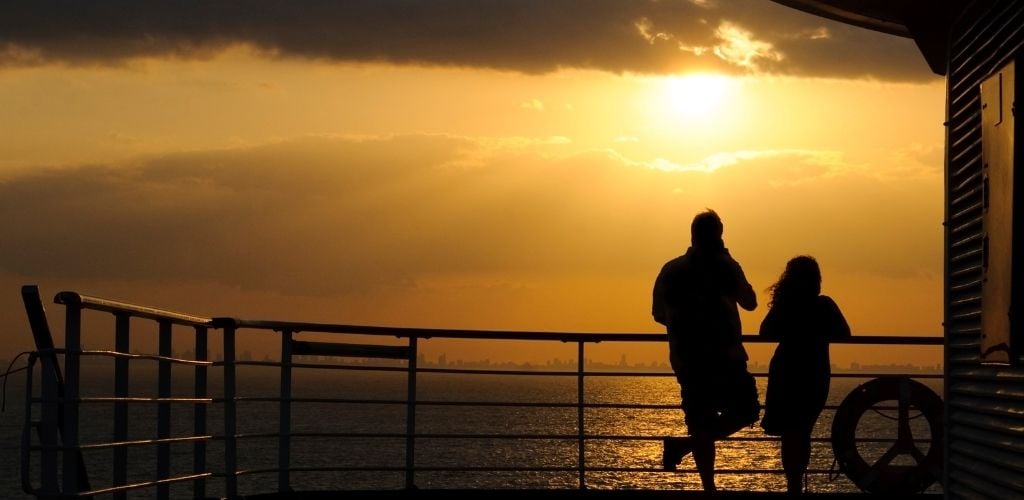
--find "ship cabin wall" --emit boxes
[945,1,1024,497]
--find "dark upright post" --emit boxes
[194,326,208,499]
[113,314,130,500]
[157,320,172,500]
[577,341,586,490]
[279,329,293,492]
[405,337,418,489]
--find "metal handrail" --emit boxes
[212,317,944,345]
[19,290,945,498]
[217,431,935,444]
[55,291,211,326]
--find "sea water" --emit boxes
[0,362,943,498]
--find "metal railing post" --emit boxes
[194,326,208,499]
[62,304,82,494]
[39,353,58,495]
[405,336,418,489]
[21,356,38,495]
[113,314,130,500]
[224,326,238,498]
[279,329,293,492]
[577,341,586,490]
[157,320,172,500]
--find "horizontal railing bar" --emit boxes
[31,396,213,404]
[32,348,213,366]
[65,472,213,497]
[582,435,927,443]
[224,433,585,441]
[586,435,932,444]
[224,361,409,372]
[218,397,927,413]
[221,397,569,407]
[228,397,582,408]
[219,467,860,477]
[414,400,662,409]
[210,432,932,444]
[585,467,839,474]
[222,466,851,475]
[420,367,581,377]
[831,372,944,379]
[223,397,667,409]
[224,397,406,405]
[221,359,942,380]
[51,291,941,347]
[580,371,943,379]
[227,466,405,477]
[213,317,940,345]
[30,435,213,451]
[56,292,212,326]
[584,402,922,411]
[293,340,409,359]
[78,350,214,365]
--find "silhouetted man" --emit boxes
[652,209,760,492]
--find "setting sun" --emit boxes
[662,73,737,120]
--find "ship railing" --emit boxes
[18,289,944,498]
[19,288,215,499]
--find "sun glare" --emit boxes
[662,74,735,121]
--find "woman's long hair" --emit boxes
[767,255,822,307]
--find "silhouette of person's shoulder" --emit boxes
[815,295,851,339]
[815,295,840,310]
[659,249,696,274]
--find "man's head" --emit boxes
[690,209,724,249]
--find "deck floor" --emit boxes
[239,489,943,499]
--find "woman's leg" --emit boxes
[781,431,811,494]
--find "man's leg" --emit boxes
[691,434,716,492]
[663,436,694,470]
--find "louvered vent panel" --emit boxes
[946,1,1024,497]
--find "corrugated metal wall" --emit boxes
[946,1,1024,497]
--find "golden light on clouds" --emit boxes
[714,22,784,70]
[0,41,946,368]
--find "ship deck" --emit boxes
[240,490,942,499]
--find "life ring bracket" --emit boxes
[830,376,944,494]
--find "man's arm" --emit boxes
[736,281,757,311]
[731,259,757,311]
[723,250,757,311]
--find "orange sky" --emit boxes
[0,2,945,368]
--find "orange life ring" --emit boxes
[830,376,944,494]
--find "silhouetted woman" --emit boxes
[759,256,850,494]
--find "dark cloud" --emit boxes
[0,135,671,296]
[0,135,940,297]
[0,0,933,81]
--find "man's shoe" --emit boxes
[662,437,693,470]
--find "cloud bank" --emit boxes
[0,0,933,81]
[0,135,941,297]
